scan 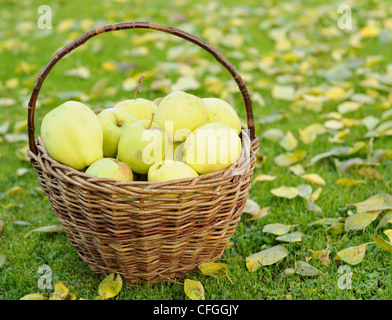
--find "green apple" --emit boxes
[173,142,185,162]
[183,122,242,174]
[41,100,103,170]
[117,118,168,174]
[148,160,198,182]
[85,158,133,181]
[154,91,208,143]
[114,98,157,121]
[202,97,242,134]
[97,108,138,158]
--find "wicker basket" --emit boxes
[27,21,259,285]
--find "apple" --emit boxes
[173,142,185,162]
[97,108,138,158]
[117,116,168,174]
[154,91,208,143]
[148,160,198,182]
[40,100,103,170]
[183,122,242,174]
[85,157,133,181]
[202,97,242,134]
[114,98,157,121]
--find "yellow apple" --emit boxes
[148,160,198,182]
[114,98,157,121]
[202,97,242,134]
[85,158,133,181]
[40,100,103,170]
[154,91,208,143]
[117,118,168,174]
[183,122,242,174]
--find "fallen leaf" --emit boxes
[297,184,313,199]
[309,187,322,202]
[263,223,296,236]
[306,200,323,215]
[24,225,63,238]
[274,150,307,167]
[301,173,326,185]
[20,293,47,300]
[299,123,326,145]
[0,253,6,268]
[98,273,122,300]
[295,261,324,277]
[276,231,304,243]
[198,262,228,278]
[272,85,296,101]
[359,25,381,38]
[254,174,277,182]
[270,186,299,199]
[373,234,392,253]
[357,167,383,181]
[246,245,289,271]
[243,198,260,216]
[335,243,371,265]
[279,131,298,151]
[337,101,361,114]
[49,282,70,300]
[288,164,306,176]
[376,210,392,229]
[309,249,331,266]
[327,222,346,235]
[247,207,270,221]
[336,178,364,186]
[385,229,392,243]
[262,128,284,142]
[344,211,380,231]
[351,193,392,213]
[4,186,24,196]
[280,268,296,280]
[64,66,90,79]
[184,279,205,300]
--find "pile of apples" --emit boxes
[40,88,243,184]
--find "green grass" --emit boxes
[1,0,392,300]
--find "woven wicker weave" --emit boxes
[27,21,259,285]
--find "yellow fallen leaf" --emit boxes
[254,174,277,182]
[359,25,381,38]
[309,187,322,202]
[4,186,24,196]
[50,282,70,300]
[299,123,326,145]
[301,174,326,185]
[246,245,289,272]
[279,131,298,151]
[337,101,361,114]
[336,178,364,186]
[184,279,205,300]
[325,87,346,101]
[274,150,307,167]
[20,293,47,300]
[198,262,228,278]
[335,243,372,265]
[270,186,299,199]
[98,273,122,300]
[101,62,117,72]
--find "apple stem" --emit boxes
[115,154,119,164]
[134,74,145,100]
[148,113,155,129]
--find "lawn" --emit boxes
[0,0,392,300]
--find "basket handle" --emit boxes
[27,21,255,155]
